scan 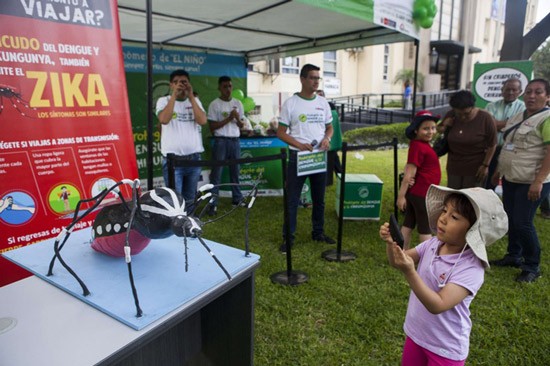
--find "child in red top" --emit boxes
[398,111,442,249]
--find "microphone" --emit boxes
[311,139,318,147]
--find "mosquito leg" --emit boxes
[196,235,232,280]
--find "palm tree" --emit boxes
[393,69,424,90]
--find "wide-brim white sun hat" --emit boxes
[425,185,508,267]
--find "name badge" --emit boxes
[504,143,515,151]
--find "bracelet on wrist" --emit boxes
[481,163,489,168]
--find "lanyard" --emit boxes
[503,107,549,142]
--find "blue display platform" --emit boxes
[2,228,260,330]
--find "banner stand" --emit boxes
[322,142,357,262]
[270,149,308,286]
[166,150,308,285]
[322,138,399,262]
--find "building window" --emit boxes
[281,57,299,74]
[383,44,390,81]
[431,0,462,41]
[323,51,337,77]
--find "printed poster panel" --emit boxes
[373,0,420,39]
[219,137,285,196]
[0,1,137,286]
[123,45,247,190]
[473,61,533,108]
[295,0,418,38]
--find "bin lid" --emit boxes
[336,173,383,184]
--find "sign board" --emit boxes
[472,61,533,108]
[297,150,327,176]
[0,1,137,286]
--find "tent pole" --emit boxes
[146,0,154,189]
[411,38,419,118]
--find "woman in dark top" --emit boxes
[437,90,497,189]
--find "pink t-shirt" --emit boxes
[407,139,441,198]
[403,237,485,361]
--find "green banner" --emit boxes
[296,0,374,22]
[123,45,247,189]
[218,137,286,196]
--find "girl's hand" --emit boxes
[379,223,393,244]
[390,244,415,273]
[397,196,407,212]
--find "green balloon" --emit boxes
[428,3,438,17]
[418,0,433,7]
[231,89,244,101]
[420,16,434,29]
[413,7,428,20]
[242,97,256,113]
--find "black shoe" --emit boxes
[490,256,522,268]
[516,271,541,283]
[232,201,247,208]
[312,234,336,244]
[279,239,294,253]
[207,205,217,216]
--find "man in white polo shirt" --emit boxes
[207,76,245,215]
[277,64,335,252]
[156,69,207,210]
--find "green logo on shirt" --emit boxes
[172,112,177,119]
[299,114,307,122]
[222,111,229,118]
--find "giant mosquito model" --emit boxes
[46,178,259,317]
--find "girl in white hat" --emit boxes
[380,185,507,365]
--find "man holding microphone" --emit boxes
[277,64,335,252]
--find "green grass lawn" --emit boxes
[205,149,550,366]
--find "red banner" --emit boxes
[0,0,137,286]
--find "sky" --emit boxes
[536,0,550,22]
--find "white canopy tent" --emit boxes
[117,0,417,61]
[116,0,419,186]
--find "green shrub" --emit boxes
[343,122,409,146]
[378,100,403,108]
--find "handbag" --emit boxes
[432,124,451,157]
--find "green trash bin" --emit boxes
[335,173,383,220]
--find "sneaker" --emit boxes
[490,256,522,268]
[207,205,217,217]
[515,271,541,283]
[232,201,247,208]
[312,234,336,244]
[279,239,294,253]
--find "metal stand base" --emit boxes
[270,270,309,285]
[321,249,357,262]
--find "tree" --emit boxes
[531,41,550,81]
[393,69,424,90]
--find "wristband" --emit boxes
[481,163,489,167]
